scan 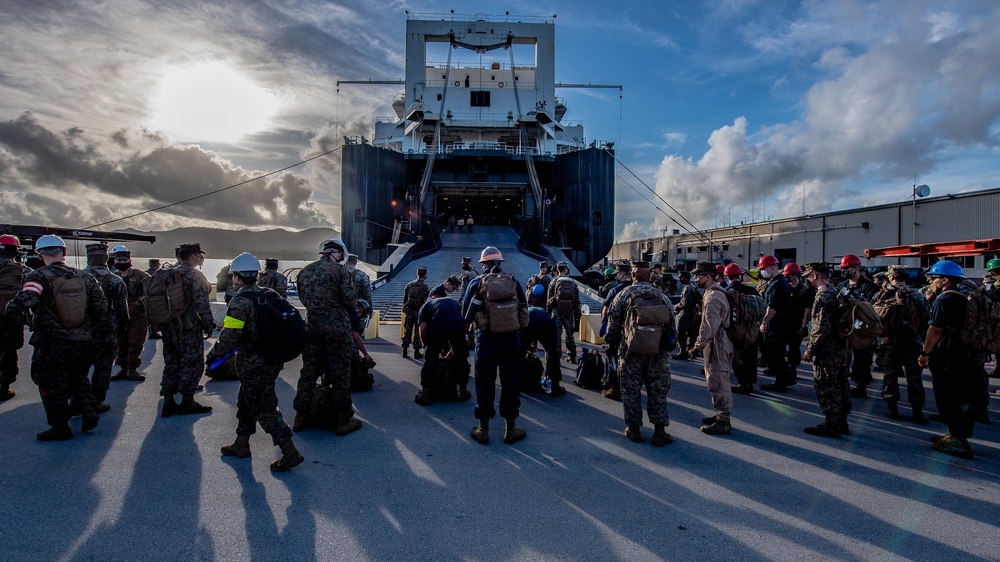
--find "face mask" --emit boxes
[760,270,772,279]
[114,262,131,271]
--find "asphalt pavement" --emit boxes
[1,328,998,561]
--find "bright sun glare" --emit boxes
[150,61,280,142]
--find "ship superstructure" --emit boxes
[341,13,616,270]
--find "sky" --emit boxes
[1,1,998,242]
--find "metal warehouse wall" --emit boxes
[609,188,1000,277]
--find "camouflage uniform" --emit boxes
[216,264,238,303]
[0,258,28,393]
[160,263,215,397]
[402,277,429,352]
[206,284,292,445]
[526,271,552,308]
[547,275,581,361]
[9,263,107,427]
[675,281,702,356]
[459,265,479,346]
[83,263,129,403]
[350,267,372,305]
[293,258,356,414]
[837,276,880,390]
[115,266,150,372]
[257,269,289,298]
[605,281,676,428]
[806,285,851,421]
[878,284,929,411]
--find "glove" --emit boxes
[802,349,813,363]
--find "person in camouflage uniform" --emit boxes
[605,260,676,446]
[0,234,28,401]
[836,254,880,398]
[146,259,162,339]
[672,270,701,360]
[877,265,929,424]
[458,256,479,347]
[111,245,150,381]
[547,261,581,363]
[401,266,429,358]
[82,243,129,413]
[801,263,852,438]
[206,252,303,472]
[256,258,288,299]
[525,261,553,308]
[6,235,108,440]
[346,254,372,305]
[292,239,360,435]
[159,243,215,417]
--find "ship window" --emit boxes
[470,91,491,107]
[437,94,442,101]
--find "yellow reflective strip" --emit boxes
[223,316,245,329]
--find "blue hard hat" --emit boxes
[531,283,545,297]
[926,260,966,279]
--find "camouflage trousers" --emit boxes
[552,311,577,359]
[116,313,148,371]
[294,327,353,414]
[236,363,292,445]
[401,308,422,350]
[703,344,734,422]
[619,350,671,427]
[676,315,698,354]
[30,337,94,426]
[83,334,116,403]
[160,326,207,397]
[0,318,24,386]
[880,343,925,408]
[813,359,851,419]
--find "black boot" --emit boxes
[912,407,928,425]
[885,402,902,420]
[805,416,842,438]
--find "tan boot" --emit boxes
[651,425,673,446]
[503,419,526,444]
[270,438,304,472]
[336,411,362,436]
[470,420,490,444]
[177,394,212,415]
[221,435,252,458]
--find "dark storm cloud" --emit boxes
[0,113,330,229]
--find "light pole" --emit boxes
[912,183,930,244]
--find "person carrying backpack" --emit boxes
[82,243,130,415]
[155,243,216,418]
[206,252,303,472]
[110,245,150,382]
[918,261,979,459]
[546,261,581,364]
[5,235,108,440]
[692,262,734,436]
[401,266,430,359]
[801,263,852,438]
[461,246,529,445]
[605,260,676,447]
[256,258,288,299]
[0,234,28,401]
[875,265,929,424]
[526,261,553,308]
[672,270,701,360]
[836,254,881,398]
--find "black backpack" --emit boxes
[240,289,306,364]
[575,349,605,389]
[521,352,545,393]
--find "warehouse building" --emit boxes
[608,187,1000,279]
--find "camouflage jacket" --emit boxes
[0,258,28,313]
[85,265,130,337]
[403,279,430,312]
[298,258,355,332]
[257,269,289,298]
[207,283,273,371]
[11,262,107,342]
[175,262,215,331]
[350,268,372,305]
[605,281,676,354]
[805,285,847,366]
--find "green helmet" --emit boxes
[604,267,615,276]
[987,258,1000,272]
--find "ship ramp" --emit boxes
[372,226,603,322]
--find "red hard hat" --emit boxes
[0,234,20,248]
[715,264,725,274]
[782,263,802,275]
[840,254,862,268]
[757,255,778,269]
[723,263,744,276]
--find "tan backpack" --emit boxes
[40,268,88,328]
[476,272,526,333]
[623,288,674,355]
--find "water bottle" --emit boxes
[541,375,552,393]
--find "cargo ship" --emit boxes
[340,13,616,272]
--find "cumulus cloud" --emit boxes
[652,2,1000,227]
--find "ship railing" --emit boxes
[424,79,536,89]
[407,12,554,24]
[375,116,401,124]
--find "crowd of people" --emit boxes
[1,233,995,471]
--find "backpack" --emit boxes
[430,356,458,401]
[836,295,884,349]
[623,288,674,355]
[711,287,765,351]
[574,349,605,389]
[406,281,427,309]
[942,289,1000,354]
[239,289,306,364]
[145,268,186,324]
[555,278,576,315]
[309,383,341,430]
[350,355,375,392]
[40,268,87,329]
[521,352,544,393]
[477,272,525,333]
[873,286,921,335]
